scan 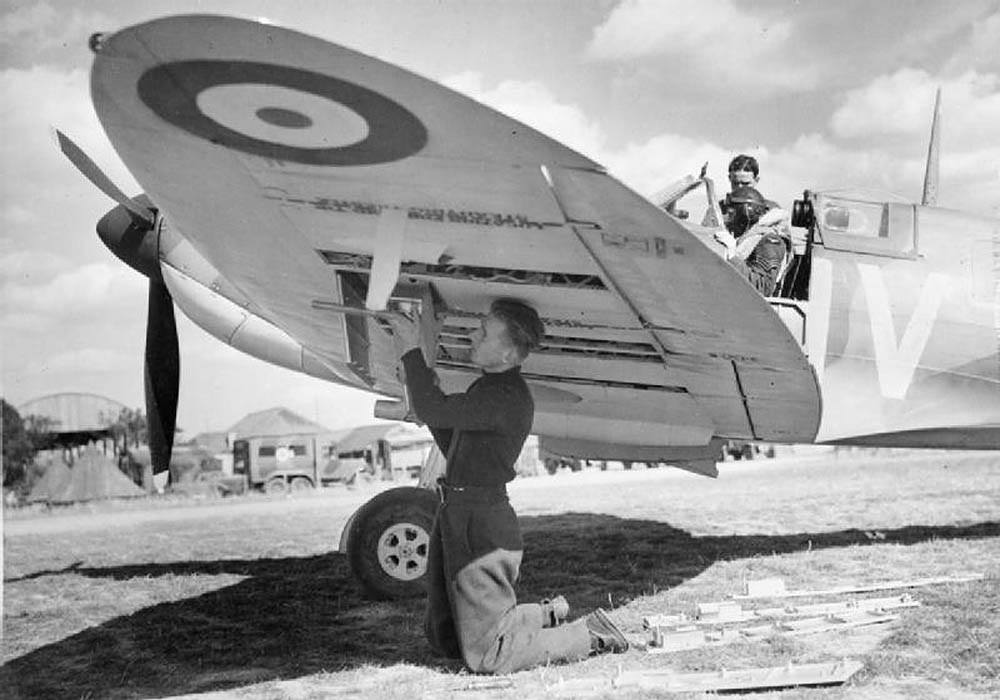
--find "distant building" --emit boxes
[329,422,436,479]
[17,392,128,450]
[227,407,330,439]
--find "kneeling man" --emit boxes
[390,298,628,674]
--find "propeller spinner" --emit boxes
[57,130,179,475]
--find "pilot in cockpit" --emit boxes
[715,175,793,296]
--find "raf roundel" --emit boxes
[137,60,428,166]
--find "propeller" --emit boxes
[56,130,179,475]
[56,130,155,226]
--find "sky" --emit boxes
[2,0,999,437]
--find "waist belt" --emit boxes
[436,477,508,504]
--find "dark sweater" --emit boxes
[401,348,533,486]
[729,232,788,295]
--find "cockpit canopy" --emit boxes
[806,192,918,259]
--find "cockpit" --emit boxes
[655,171,922,306]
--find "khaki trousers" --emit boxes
[424,487,591,673]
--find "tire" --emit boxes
[264,476,288,495]
[347,486,439,599]
[290,476,313,493]
[544,459,559,475]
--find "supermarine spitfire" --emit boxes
[59,15,999,597]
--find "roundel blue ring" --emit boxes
[137,60,428,166]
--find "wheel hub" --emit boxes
[376,521,429,581]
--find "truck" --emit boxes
[232,431,397,494]
[232,434,352,494]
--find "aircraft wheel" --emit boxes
[290,476,313,493]
[347,486,438,599]
[264,476,288,495]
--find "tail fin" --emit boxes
[921,87,942,206]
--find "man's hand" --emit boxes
[713,229,737,259]
[388,312,421,355]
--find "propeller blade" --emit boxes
[55,129,155,225]
[144,280,180,474]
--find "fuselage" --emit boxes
[674,185,999,450]
[805,194,999,447]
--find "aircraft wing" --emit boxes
[89,15,820,449]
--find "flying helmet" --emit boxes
[723,185,770,236]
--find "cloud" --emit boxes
[0,64,126,180]
[0,63,136,257]
[2,203,39,226]
[442,71,609,162]
[585,0,814,95]
[825,68,1000,213]
[0,249,71,281]
[588,0,790,59]
[1,261,145,323]
[25,347,134,375]
[943,10,1000,73]
[831,69,939,138]
[831,69,1000,142]
[0,1,60,45]
[0,2,114,63]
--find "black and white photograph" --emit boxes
[2,2,998,698]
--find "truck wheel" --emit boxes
[264,477,287,495]
[290,476,313,493]
[347,487,438,599]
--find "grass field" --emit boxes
[2,450,999,699]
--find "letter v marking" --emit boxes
[857,263,948,399]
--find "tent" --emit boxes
[26,456,72,503]
[50,444,145,503]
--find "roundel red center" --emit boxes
[255,106,312,129]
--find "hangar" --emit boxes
[17,392,129,451]
[17,392,146,503]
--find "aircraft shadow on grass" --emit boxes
[4,514,998,699]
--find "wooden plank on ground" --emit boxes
[733,573,985,599]
[611,659,864,693]
[547,659,864,697]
